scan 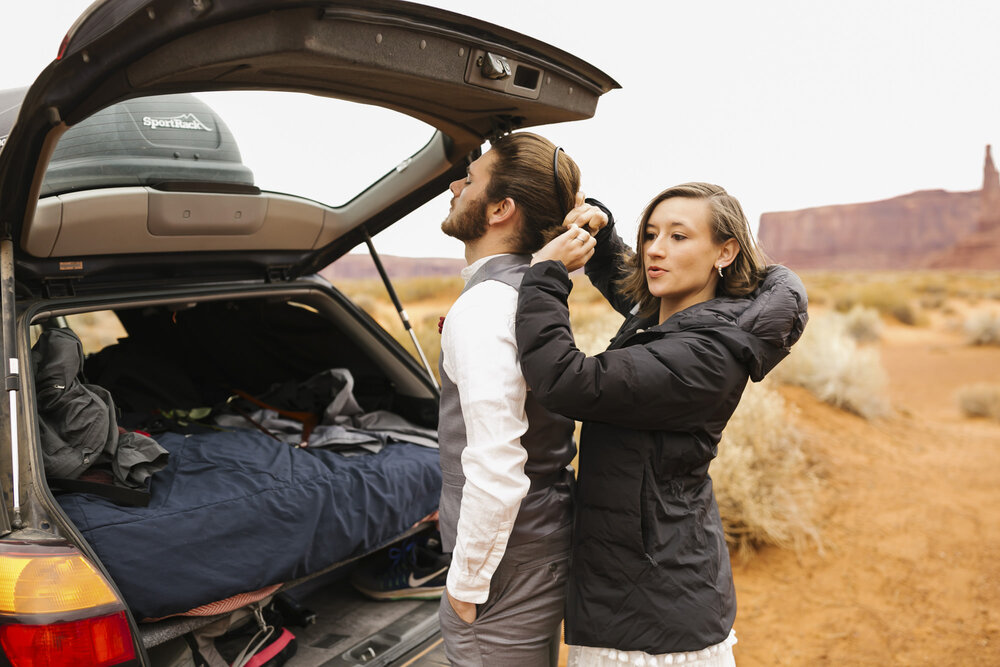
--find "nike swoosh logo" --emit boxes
[409,566,448,587]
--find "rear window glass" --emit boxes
[42,90,435,207]
[64,311,127,355]
[29,311,127,357]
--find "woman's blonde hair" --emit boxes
[617,182,769,317]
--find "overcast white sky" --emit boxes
[3,1,999,259]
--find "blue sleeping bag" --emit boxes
[57,430,441,620]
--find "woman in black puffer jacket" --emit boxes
[515,183,808,667]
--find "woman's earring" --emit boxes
[717,265,724,278]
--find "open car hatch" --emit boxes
[0,0,618,291]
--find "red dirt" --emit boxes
[731,319,1000,665]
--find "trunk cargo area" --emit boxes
[26,283,443,665]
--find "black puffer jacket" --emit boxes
[515,221,808,654]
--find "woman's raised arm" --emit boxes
[515,260,743,431]
[575,199,636,317]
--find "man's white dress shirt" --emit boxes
[440,254,530,604]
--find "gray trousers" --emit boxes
[438,524,571,667]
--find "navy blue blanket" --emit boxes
[57,430,441,620]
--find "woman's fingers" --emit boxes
[584,207,608,234]
[532,224,596,268]
[559,225,597,272]
[563,202,608,235]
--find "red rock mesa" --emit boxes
[757,146,1000,270]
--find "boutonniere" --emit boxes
[438,316,445,334]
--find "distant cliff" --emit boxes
[320,253,464,281]
[758,146,1000,270]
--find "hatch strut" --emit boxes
[1,240,20,533]
[362,230,439,392]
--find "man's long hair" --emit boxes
[485,132,581,253]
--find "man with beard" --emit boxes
[435,132,602,666]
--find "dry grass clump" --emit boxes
[842,305,883,344]
[714,381,821,558]
[393,276,463,303]
[335,277,459,385]
[801,270,1000,310]
[569,273,612,306]
[336,276,463,307]
[956,383,1000,420]
[963,311,1000,346]
[805,291,829,307]
[769,312,890,419]
[568,279,622,355]
[919,293,947,310]
[832,284,925,326]
[406,313,445,382]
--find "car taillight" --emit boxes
[1,612,134,667]
[0,540,136,667]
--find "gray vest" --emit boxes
[438,254,576,553]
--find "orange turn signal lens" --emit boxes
[0,542,119,615]
[0,541,135,666]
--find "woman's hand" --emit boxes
[563,192,608,235]
[531,223,597,270]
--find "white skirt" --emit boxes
[567,630,737,667]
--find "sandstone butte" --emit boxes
[757,145,1000,270]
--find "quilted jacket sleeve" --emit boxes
[581,199,637,318]
[515,261,747,431]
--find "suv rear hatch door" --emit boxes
[0,0,618,289]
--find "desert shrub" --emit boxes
[333,278,389,304]
[410,313,444,383]
[804,286,830,307]
[804,271,1000,305]
[714,381,821,558]
[876,293,921,325]
[348,292,379,315]
[769,312,890,419]
[378,311,443,384]
[569,308,621,356]
[842,305,882,344]
[956,383,1000,420]
[919,294,946,310]
[832,283,924,326]
[963,311,1000,346]
[567,285,620,355]
[890,300,926,326]
[569,274,610,306]
[394,276,463,303]
[915,282,948,297]
[335,276,463,305]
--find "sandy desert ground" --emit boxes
[719,310,1000,665]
